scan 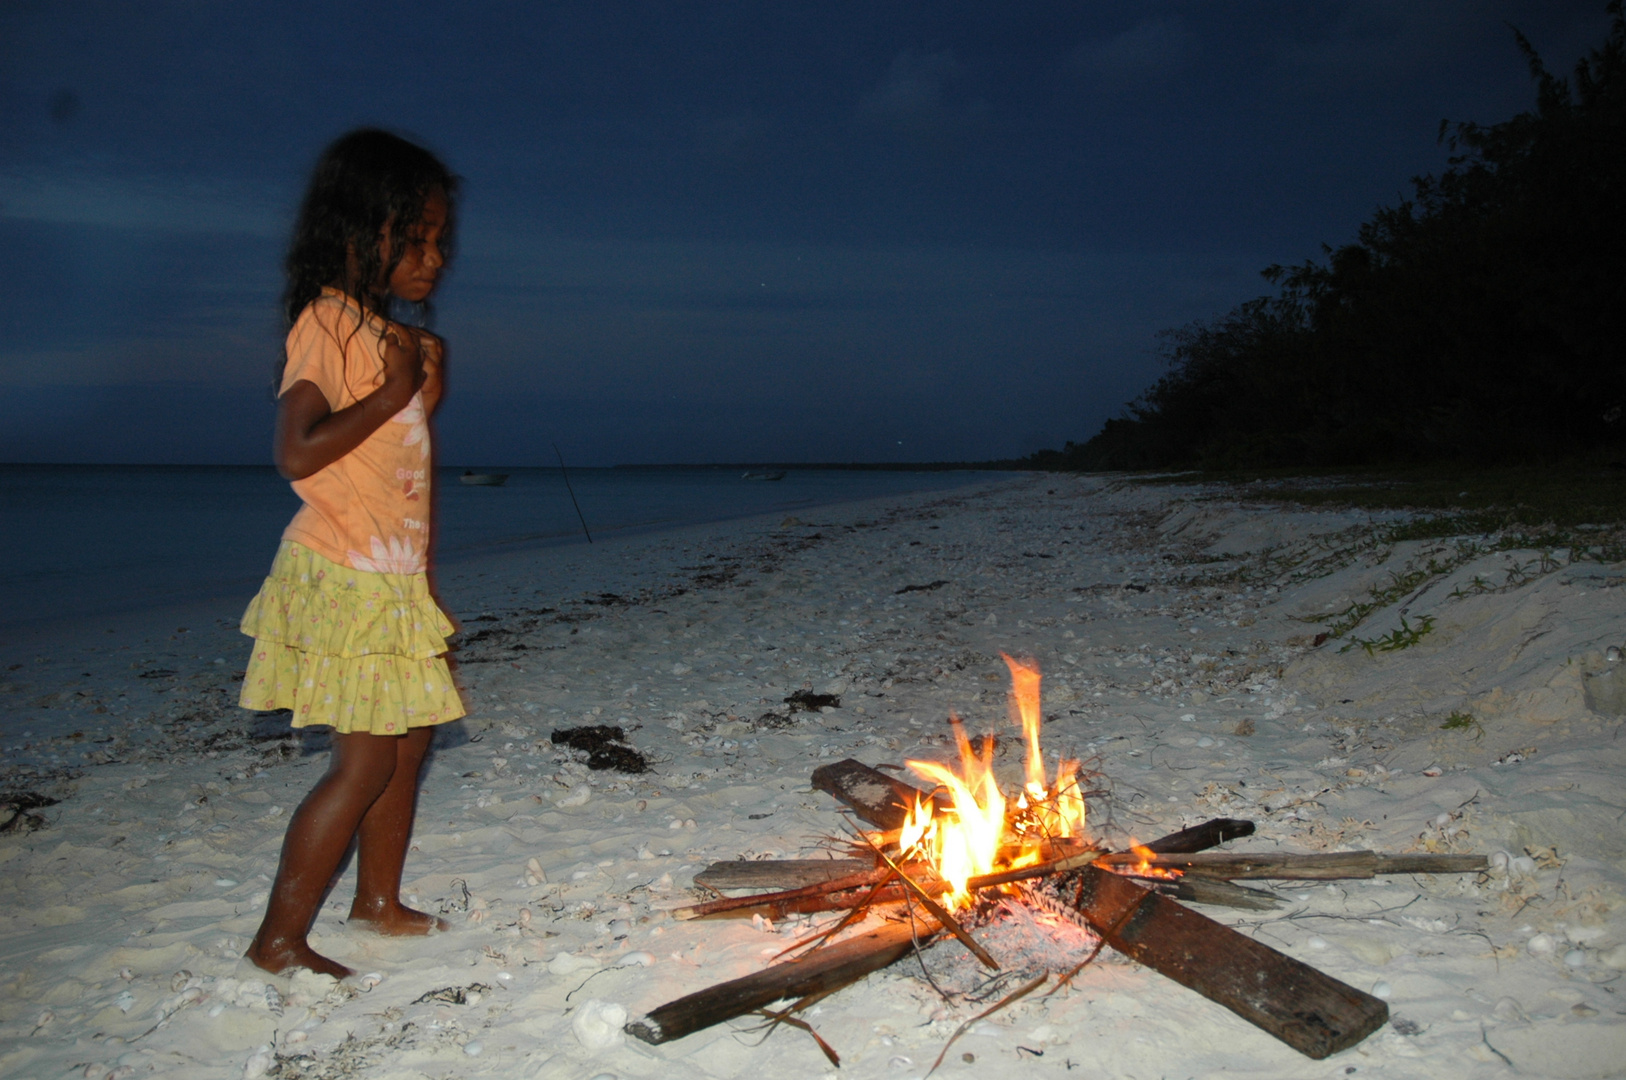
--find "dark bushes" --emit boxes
[1066,5,1626,470]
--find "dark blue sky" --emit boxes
[0,1,1609,465]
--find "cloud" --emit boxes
[1072,16,1194,82]
[0,171,284,236]
[858,48,987,133]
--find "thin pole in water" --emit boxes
[554,442,593,544]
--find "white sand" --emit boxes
[4,474,1625,1080]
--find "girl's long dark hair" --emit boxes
[281,129,458,372]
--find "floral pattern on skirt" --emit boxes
[238,541,464,734]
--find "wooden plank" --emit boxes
[626,918,941,1044]
[810,758,945,829]
[694,859,873,891]
[1368,853,1490,875]
[1072,865,1388,1059]
[1099,850,1487,880]
[673,869,892,921]
[1163,877,1282,910]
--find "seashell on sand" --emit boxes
[549,952,596,976]
[571,999,627,1051]
[242,1044,273,1080]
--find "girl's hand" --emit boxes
[381,324,427,399]
[410,329,448,416]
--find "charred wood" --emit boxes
[1101,850,1488,880]
[810,758,946,829]
[694,859,873,891]
[627,917,942,1045]
[1143,818,1256,854]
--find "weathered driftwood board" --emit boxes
[626,918,941,1044]
[674,876,901,921]
[694,859,872,891]
[1071,865,1389,1059]
[810,758,946,829]
[1164,876,1282,910]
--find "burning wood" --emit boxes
[632,658,1485,1062]
[1098,849,1488,880]
[810,757,946,831]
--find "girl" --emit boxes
[239,129,463,979]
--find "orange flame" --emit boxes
[904,716,1007,908]
[901,659,1088,909]
[1127,842,1181,879]
[1003,653,1046,797]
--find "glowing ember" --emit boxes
[898,657,1090,909]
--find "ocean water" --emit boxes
[0,464,1004,631]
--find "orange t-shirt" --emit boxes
[279,289,438,574]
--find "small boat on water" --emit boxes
[741,470,786,481]
[459,470,509,486]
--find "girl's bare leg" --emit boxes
[348,725,449,934]
[245,732,401,978]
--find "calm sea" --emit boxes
[0,464,1002,631]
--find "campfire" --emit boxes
[896,655,1088,909]
[625,657,1486,1066]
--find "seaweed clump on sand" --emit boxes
[0,792,59,834]
[785,689,840,711]
[550,725,650,773]
[753,688,844,729]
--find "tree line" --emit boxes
[1045,4,1625,472]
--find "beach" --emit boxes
[3,473,1624,1080]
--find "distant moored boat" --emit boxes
[459,470,509,486]
[741,470,786,481]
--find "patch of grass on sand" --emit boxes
[1438,711,1485,740]
[1343,614,1436,655]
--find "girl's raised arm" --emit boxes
[274,327,424,480]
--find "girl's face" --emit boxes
[382,188,449,304]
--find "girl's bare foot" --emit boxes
[245,937,354,980]
[348,899,450,935]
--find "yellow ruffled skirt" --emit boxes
[238,541,465,734]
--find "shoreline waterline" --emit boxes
[0,476,1024,747]
[0,464,1014,636]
